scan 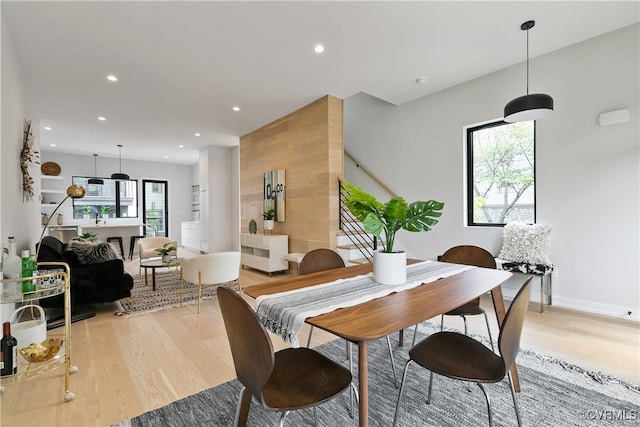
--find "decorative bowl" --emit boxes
[19,338,63,363]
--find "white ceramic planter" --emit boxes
[162,254,171,262]
[264,219,274,231]
[373,250,407,285]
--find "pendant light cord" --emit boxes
[526,27,530,95]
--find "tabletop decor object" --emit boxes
[20,119,40,202]
[155,242,177,262]
[262,208,275,234]
[342,182,444,285]
[248,219,257,234]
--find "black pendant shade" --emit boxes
[111,144,130,180]
[88,153,104,185]
[504,93,554,123]
[503,20,554,123]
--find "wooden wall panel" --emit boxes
[240,95,343,255]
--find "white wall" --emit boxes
[345,24,639,320]
[1,13,40,321]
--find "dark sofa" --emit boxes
[36,236,134,307]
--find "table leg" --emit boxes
[490,285,520,392]
[358,341,369,427]
[152,268,157,291]
[144,268,148,286]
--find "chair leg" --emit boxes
[411,323,419,347]
[508,371,523,427]
[462,314,468,335]
[483,312,496,352]
[427,370,435,404]
[392,360,414,427]
[234,386,252,427]
[278,410,291,427]
[348,342,355,418]
[306,325,314,348]
[476,382,493,427]
[386,335,399,388]
[440,314,445,331]
[197,272,202,314]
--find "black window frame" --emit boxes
[71,176,139,219]
[466,120,537,227]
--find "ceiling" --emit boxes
[2,1,638,165]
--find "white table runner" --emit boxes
[255,260,472,347]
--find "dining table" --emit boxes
[243,260,515,427]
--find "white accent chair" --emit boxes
[137,237,178,273]
[180,252,241,314]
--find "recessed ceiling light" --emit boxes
[163,155,168,159]
[314,44,324,53]
[98,116,106,121]
[50,144,56,147]
[44,126,52,130]
[233,106,240,112]
[195,133,200,137]
[107,75,118,82]
[416,78,427,84]
[179,144,184,148]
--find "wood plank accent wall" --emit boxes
[240,95,344,254]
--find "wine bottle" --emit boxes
[1,322,18,376]
[21,250,36,293]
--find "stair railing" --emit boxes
[339,177,376,263]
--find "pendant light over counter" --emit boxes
[504,20,554,123]
[110,144,130,180]
[88,154,104,185]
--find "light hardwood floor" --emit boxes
[1,258,638,427]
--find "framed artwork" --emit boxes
[264,169,285,222]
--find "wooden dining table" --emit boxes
[244,261,515,427]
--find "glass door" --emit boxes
[143,180,168,237]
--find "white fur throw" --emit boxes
[498,222,552,265]
[65,239,121,264]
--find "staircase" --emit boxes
[337,178,377,265]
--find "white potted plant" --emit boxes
[155,243,176,262]
[82,205,91,219]
[263,208,275,233]
[343,182,444,284]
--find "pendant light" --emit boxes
[110,144,130,180]
[88,154,104,185]
[504,20,554,123]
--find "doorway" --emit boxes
[143,180,168,237]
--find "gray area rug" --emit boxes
[114,270,239,317]
[113,322,639,426]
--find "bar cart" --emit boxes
[0,261,77,401]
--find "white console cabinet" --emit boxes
[240,233,288,274]
[181,221,200,252]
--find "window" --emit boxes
[71,177,138,219]
[466,120,535,226]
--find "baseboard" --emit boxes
[500,287,639,322]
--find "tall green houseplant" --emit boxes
[343,182,444,253]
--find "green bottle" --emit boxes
[21,250,36,293]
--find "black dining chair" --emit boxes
[412,245,498,350]
[217,286,354,426]
[393,277,533,427]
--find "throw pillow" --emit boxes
[498,222,552,265]
[64,239,121,264]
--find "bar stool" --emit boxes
[107,236,125,259]
[129,235,145,260]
